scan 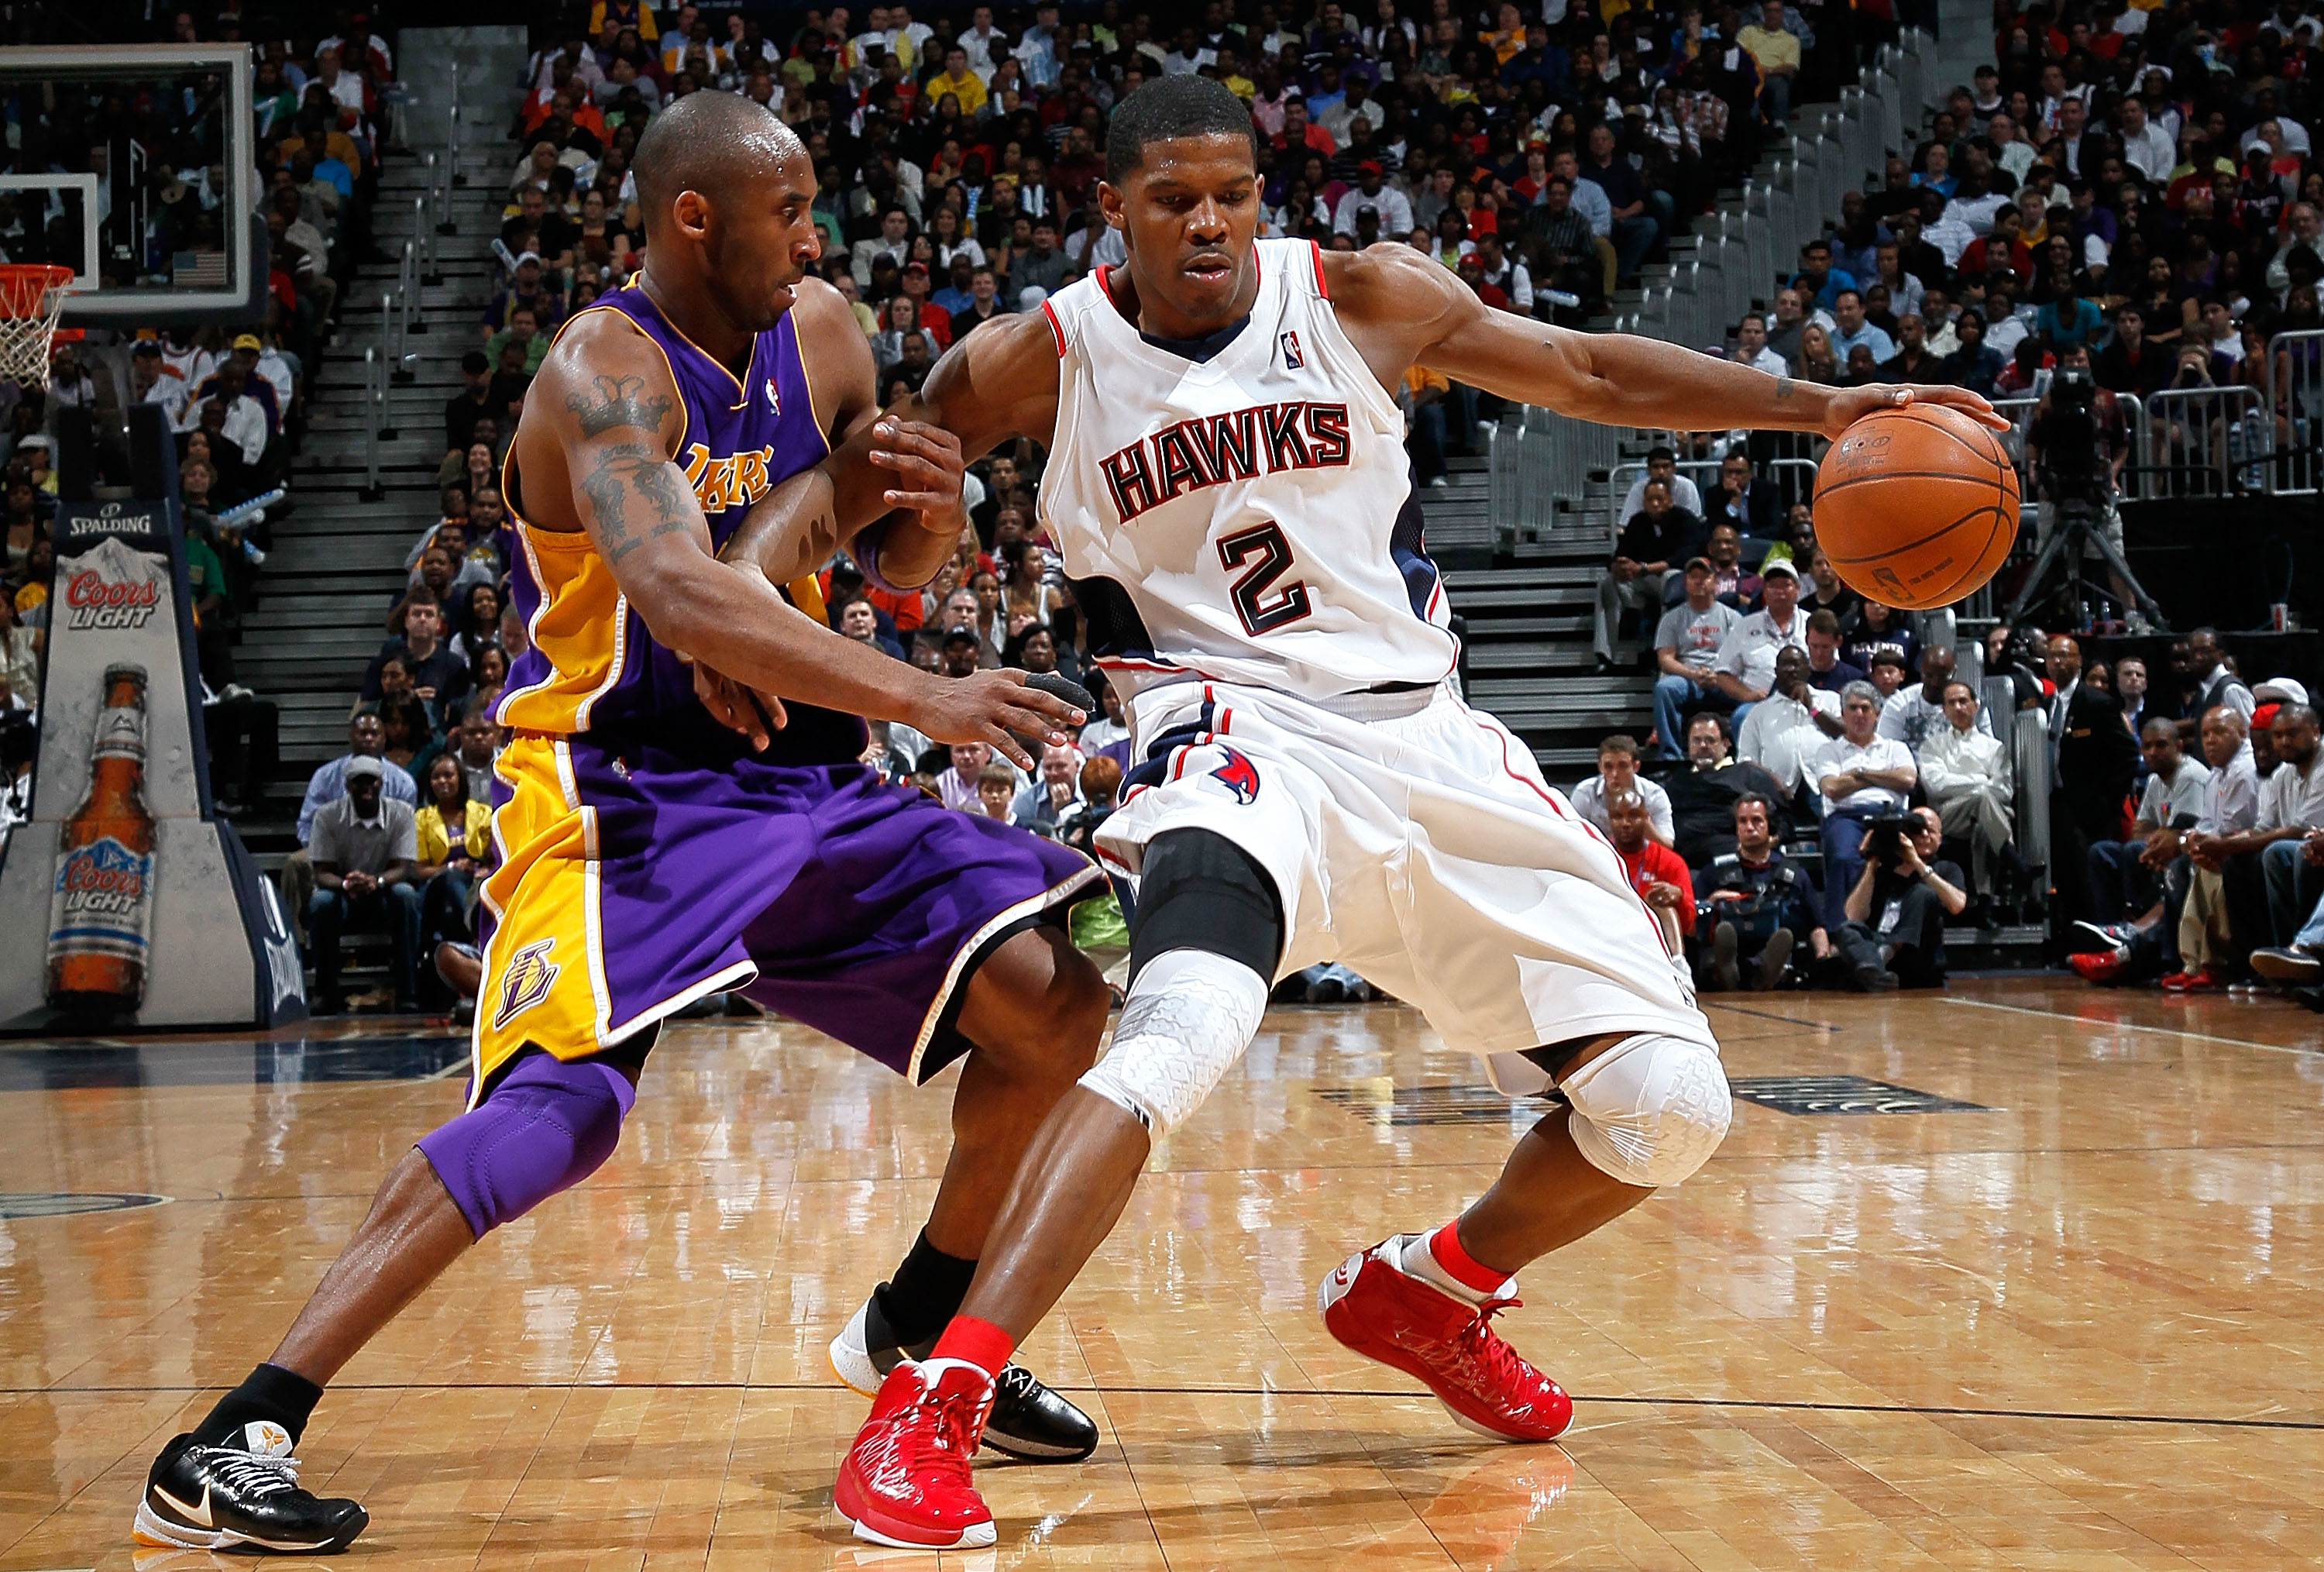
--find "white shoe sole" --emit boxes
[132,1499,335,1553]
[842,1510,997,1550]
[2250,950,2322,984]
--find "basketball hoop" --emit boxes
[0,263,77,390]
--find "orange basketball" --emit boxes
[1812,402,2021,611]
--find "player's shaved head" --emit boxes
[632,88,806,244]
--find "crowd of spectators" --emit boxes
[1573,0,2324,997]
[1587,606,2322,997]
[1,20,396,865]
[1694,10,2322,511]
[478,0,1889,492]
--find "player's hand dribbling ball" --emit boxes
[1812,401,2021,611]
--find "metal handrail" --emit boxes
[363,347,381,497]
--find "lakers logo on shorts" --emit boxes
[493,938,561,1030]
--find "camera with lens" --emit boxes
[1863,813,1923,863]
[2034,366,2109,505]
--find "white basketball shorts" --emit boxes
[1093,678,1717,1096]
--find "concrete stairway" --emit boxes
[232,29,529,872]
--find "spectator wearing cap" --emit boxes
[305,753,423,1014]
[1710,556,1810,734]
[1332,160,1412,238]
[898,262,952,347]
[126,341,179,417]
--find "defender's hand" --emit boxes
[692,660,788,752]
[1823,383,2012,438]
[871,417,969,535]
[912,668,1085,772]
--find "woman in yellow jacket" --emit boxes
[414,752,492,996]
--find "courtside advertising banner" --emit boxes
[0,494,304,1030]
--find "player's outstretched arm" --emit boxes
[531,315,1078,764]
[1329,245,2009,439]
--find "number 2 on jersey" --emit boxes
[1216,521,1313,637]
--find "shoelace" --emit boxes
[1449,1296,1535,1391]
[202,1447,304,1499]
[902,1383,988,1487]
[993,1364,1038,1405]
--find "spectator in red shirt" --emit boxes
[1959,205,2034,286]
[899,263,951,349]
[1607,786,1697,949]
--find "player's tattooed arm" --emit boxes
[566,373,674,439]
[576,440,703,565]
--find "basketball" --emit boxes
[1812,402,2021,611]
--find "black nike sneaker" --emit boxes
[830,1295,1099,1461]
[132,1421,368,1553]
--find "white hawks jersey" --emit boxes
[1036,237,1460,703]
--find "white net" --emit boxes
[0,265,73,390]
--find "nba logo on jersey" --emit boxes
[763,375,781,414]
[1280,331,1304,369]
[1211,748,1261,803]
[493,938,560,1029]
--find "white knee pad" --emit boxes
[1076,948,1268,1140]
[1561,1032,1731,1188]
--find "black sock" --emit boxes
[193,1363,325,1447]
[868,1230,978,1350]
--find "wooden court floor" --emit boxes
[2,977,2321,1570]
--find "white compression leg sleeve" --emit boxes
[1560,1033,1732,1188]
[1077,948,1270,1140]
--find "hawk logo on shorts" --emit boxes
[493,939,560,1030]
[1280,330,1304,369]
[1210,748,1261,804]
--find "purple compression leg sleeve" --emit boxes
[414,1052,636,1238]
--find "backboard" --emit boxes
[0,44,263,327]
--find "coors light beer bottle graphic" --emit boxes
[46,665,156,1016]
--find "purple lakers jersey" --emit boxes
[497,277,865,762]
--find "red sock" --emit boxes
[1427,1220,1508,1295]
[929,1315,1015,1378]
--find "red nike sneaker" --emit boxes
[1318,1237,1573,1442]
[833,1359,997,1549]
[2068,948,2127,986]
